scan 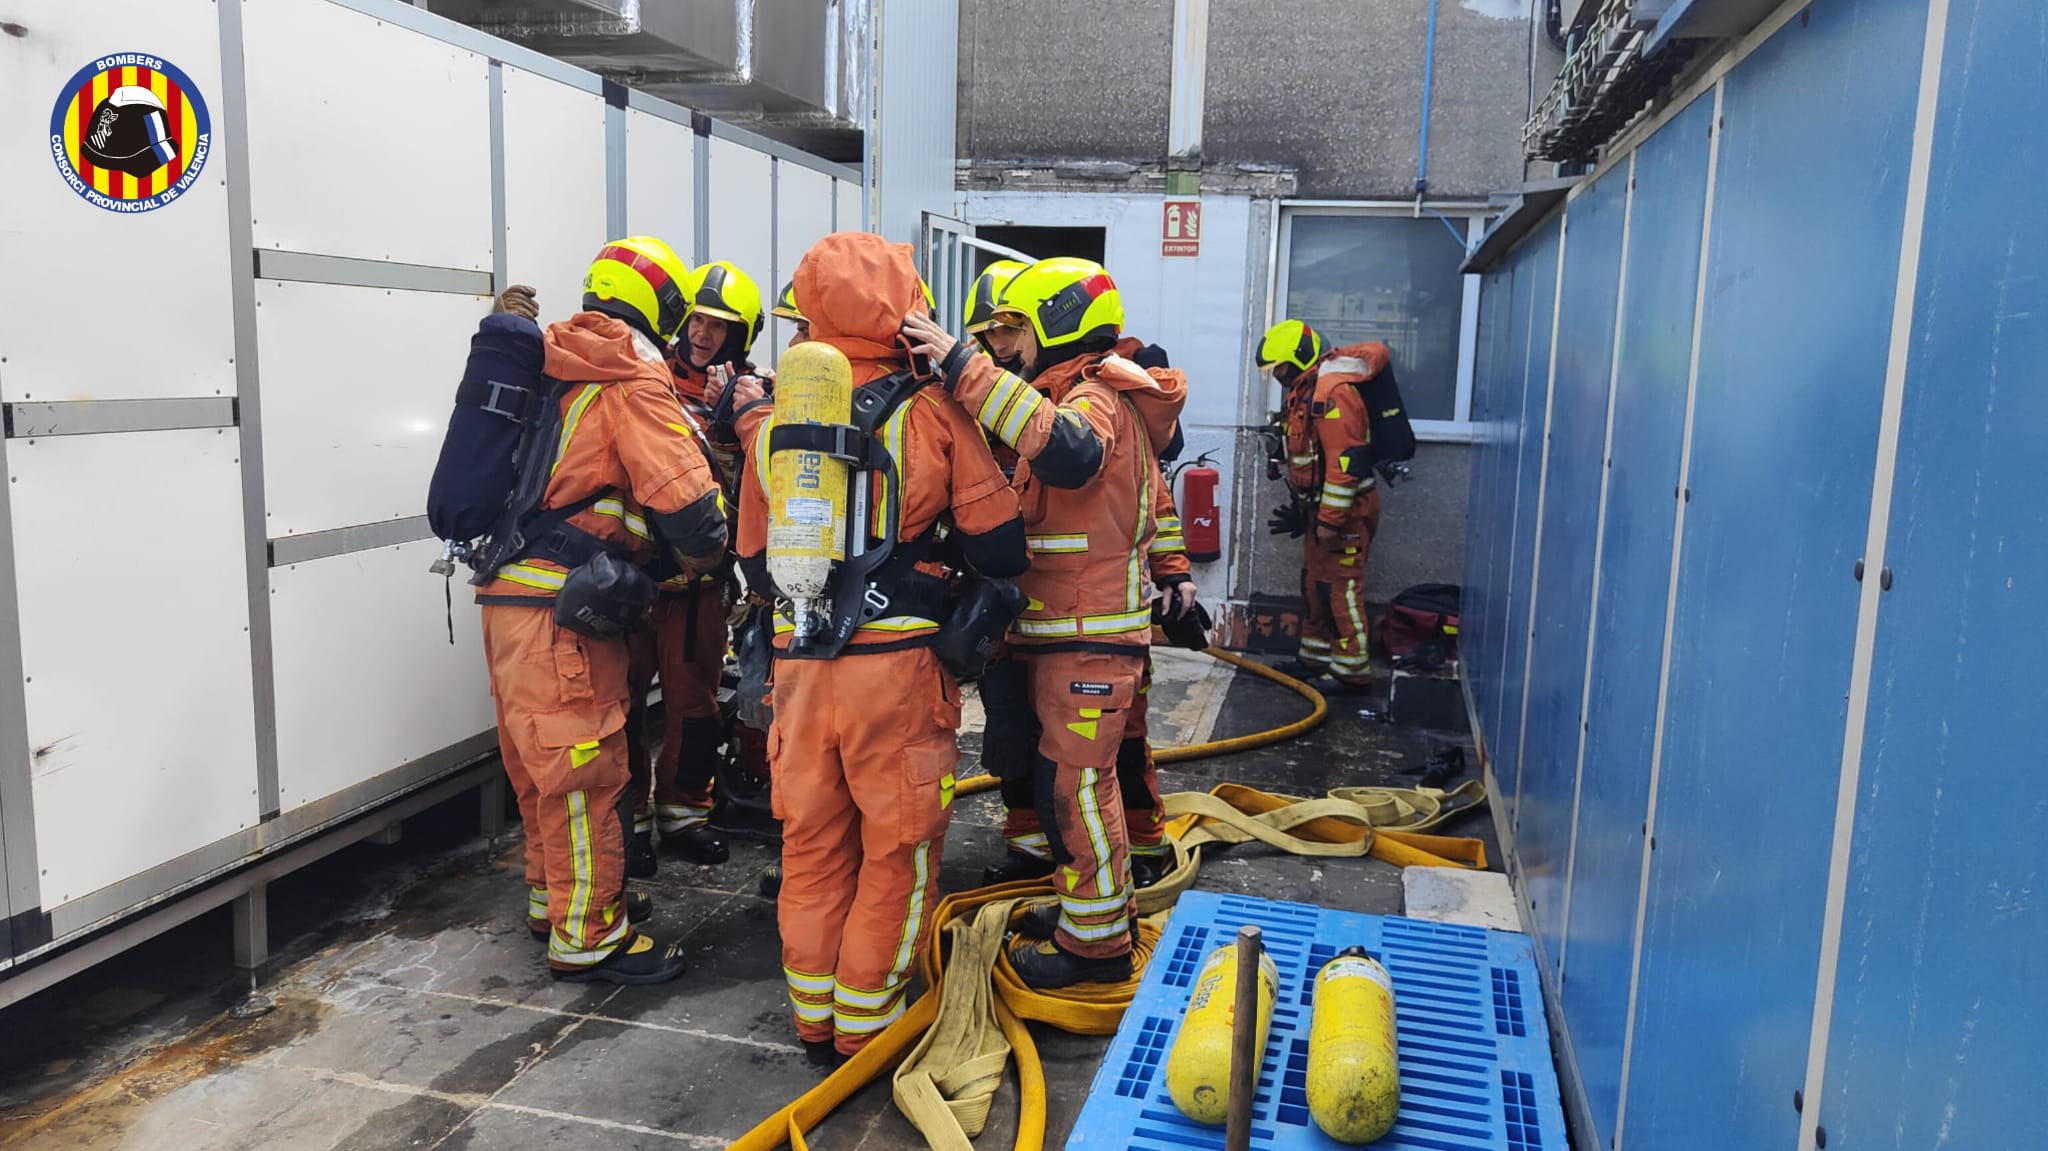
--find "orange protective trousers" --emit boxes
[1299,487,1382,686]
[626,583,725,834]
[998,657,1163,858]
[1022,648,1144,959]
[769,647,961,1053]
[482,604,636,970]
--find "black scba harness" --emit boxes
[764,370,950,662]
[454,375,619,583]
[459,374,654,638]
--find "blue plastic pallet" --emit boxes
[1069,891,1568,1151]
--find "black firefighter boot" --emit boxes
[664,717,730,864]
[803,1038,849,1071]
[626,828,659,879]
[1014,900,1058,939]
[666,822,729,865]
[552,932,688,985]
[1008,934,1134,989]
[982,850,1055,886]
[1128,851,1170,890]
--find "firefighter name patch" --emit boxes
[1070,681,1115,697]
[49,53,212,214]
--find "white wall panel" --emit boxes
[502,67,606,320]
[243,0,491,271]
[257,280,478,537]
[0,1,235,402]
[836,178,865,234]
[961,190,1255,605]
[707,138,775,361]
[271,540,492,810]
[872,0,957,244]
[13,429,257,906]
[626,108,696,264]
[771,163,836,361]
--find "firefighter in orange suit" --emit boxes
[732,233,1027,1065]
[478,236,727,984]
[967,262,1190,890]
[905,258,1187,989]
[1257,320,1383,688]
[979,334,1199,893]
[628,261,765,870]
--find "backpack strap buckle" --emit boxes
[482,380,531,420]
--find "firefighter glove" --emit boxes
[1267,501,1309,538]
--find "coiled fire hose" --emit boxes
[729,646,1489,1151]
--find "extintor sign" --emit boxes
[1162,199,1201,257]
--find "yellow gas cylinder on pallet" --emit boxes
[1165,942,1279,1125]
[764,341,852,646]
[1307,946,1401,1143]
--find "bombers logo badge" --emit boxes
[49,53,212,214]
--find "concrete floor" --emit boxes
[0,654,1491,1150]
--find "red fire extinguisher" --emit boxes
[1178,455,1222,563]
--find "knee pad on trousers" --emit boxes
[1114,737,1154,810]
[979,659,1042,809]
[1029,751,1072,866]
[612,786,637,846]
[676,715,727,786]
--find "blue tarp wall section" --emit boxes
[1462,2,2048,1149]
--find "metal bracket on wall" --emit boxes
[1,398,238,439]
[268,517,433,568]
[254,250,494,297]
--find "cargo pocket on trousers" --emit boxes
[552,624,595,704]
[527,701,627,798]
[897,729,959,846]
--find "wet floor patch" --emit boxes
[0,996,329,1149]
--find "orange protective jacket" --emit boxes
[735,233,1026,652]
[1303,341,1389,536]
[480,312,727,600]
[658,356,741,592]
[948,341,1187,651]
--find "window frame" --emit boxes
[1272,201,1489,443]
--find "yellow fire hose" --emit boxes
[732,647,1489,1151]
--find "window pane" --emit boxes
[1283,214,1469,421]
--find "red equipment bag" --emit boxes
[1378,583,1461,669]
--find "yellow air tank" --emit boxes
[1165,942,1279,1126]
[765,341,853,646]
[1306,946,1401,1143]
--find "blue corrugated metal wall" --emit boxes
[1519,163,1625,979]
[1463,2,2048,1149]
[1490,219,1560,832]
[1817,1,2048,1145]
[1556,91,1714,1145]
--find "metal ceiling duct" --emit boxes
[426,0,866,161]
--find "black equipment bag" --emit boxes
[1359,362,1417,466]
[427,314,555,547]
